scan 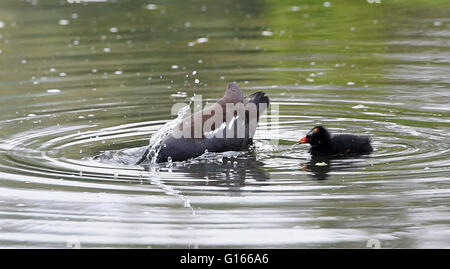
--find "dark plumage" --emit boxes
[299,126,373,156]
[137,82,269,164]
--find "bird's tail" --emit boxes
[244,91,270,119]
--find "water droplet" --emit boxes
[46,89,61,93]
[146,4,158,10]
[58,19,69,26]
[197,37,208,43]
[352,104,368,109]
[171,91,187,98]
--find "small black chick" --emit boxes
[299,126,373,156]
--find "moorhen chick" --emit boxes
[298,126,373,156]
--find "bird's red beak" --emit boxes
[298,136,310,144]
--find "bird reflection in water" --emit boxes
[141,152,270,196]
[302,155,372,181]
[302,155,332,180]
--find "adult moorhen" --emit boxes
[137,82,269,164]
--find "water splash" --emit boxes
[140,100,192,165]
[147,167,196,215]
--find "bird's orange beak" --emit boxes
[298,136,310,144]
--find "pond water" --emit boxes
[0,0,449,248]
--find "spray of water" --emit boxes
[139,99,192,164]
[141,99,196,214]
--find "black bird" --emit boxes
[298,126,373,156]
[137,82,269,164]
